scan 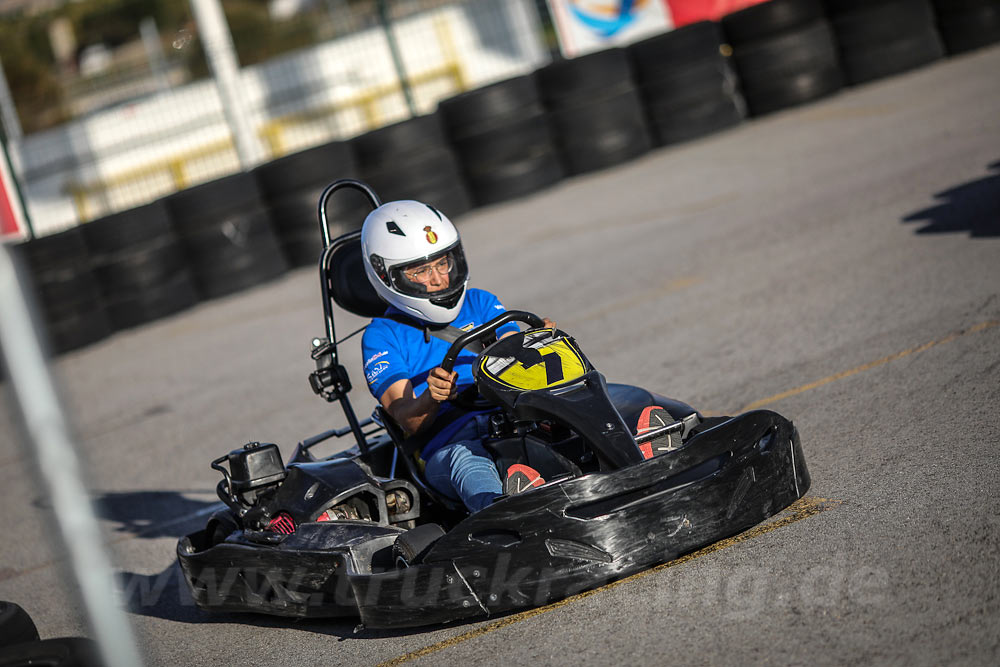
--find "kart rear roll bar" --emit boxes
[315,179,382,460]
[318,179,381,345]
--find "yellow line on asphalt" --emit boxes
[739,319,1000,412]
[377,496,842,666]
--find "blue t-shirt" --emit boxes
[361,288,519,456]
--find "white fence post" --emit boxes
[188,0,266,168]
[0,245,145,667]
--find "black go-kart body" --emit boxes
[177,180,810,630]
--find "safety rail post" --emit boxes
[0,245,144,667]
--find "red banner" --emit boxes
[665,0,768,27]
[0,140,23,237]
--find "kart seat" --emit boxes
[326,231,385,319]
[376,406,466,514]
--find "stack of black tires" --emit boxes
[535,49,652,175]
[11,0,998,357]
[165,173,287,298]
[439,75,564,206]
[81,200,199,330]
[12,227,112,354]
[253,140,366,267]
[628,21,746,145]
[930,0,1000,55]
[722,0,844,116]
[823,0,944,85]
[353,113,473,219]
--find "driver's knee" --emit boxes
[426,440,501,509]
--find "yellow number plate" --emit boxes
[480,330,587,391]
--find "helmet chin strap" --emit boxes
[430,286,464,310]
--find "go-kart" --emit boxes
[177,180,810,629]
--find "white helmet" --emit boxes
[361,200,469,324]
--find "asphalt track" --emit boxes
[2,46,998,666]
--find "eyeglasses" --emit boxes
[403,256,452,282]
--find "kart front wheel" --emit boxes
[206,510,240,547]
[393,523,445,568]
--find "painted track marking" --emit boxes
[739,320,999,412]
[377,497,843,667]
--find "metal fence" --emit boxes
[0,0,551,235]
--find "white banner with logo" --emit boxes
[546,0,674,58]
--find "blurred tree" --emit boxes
[0,0,380,131]
[222,0,322,66]
[0,18,67,131]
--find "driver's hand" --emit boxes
[543,317,557,329]
[427,367,458,403]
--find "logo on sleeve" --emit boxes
[364,350,388,368]
[366,360,391,385]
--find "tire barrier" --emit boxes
[931,0,1000,55]
[252,140,366,267]
[18,0,993,355]
[81,200,199,330]
[165,172,288,299]
[12,227,112,354]
[824,0,945,85]
[352,113,473,219]
[722,0,844,116]
[628,21,746,145]
[536,49,653,175]
[439,75,564,206]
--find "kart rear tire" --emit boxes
[0,601,39,649]
[393,523,446,567]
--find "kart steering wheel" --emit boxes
[440,310,546,410]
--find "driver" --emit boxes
[360,200,554,512]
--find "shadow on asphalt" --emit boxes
[902,159,1000,237]
[119,563,454,640]
[90,490,219,538]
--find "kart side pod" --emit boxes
[212,442,286,512]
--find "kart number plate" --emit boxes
[480,329,587,391]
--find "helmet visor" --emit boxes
[387,242,468,301]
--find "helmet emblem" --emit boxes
[424,226,438,244]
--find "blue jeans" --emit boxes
[424,414,502,512]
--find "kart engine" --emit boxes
[212,442,287,511]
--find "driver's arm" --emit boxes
[379,367,457,436]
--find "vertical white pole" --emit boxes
[188,0,265,167]
[140,17,172,93]
[504,0,549,69]
[0,246,144,667]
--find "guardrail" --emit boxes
[65,16,468,223]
